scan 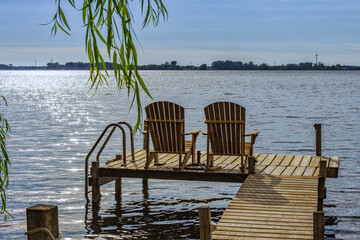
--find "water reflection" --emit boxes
[85,179,229,239]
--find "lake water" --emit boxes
[0,70,359,239]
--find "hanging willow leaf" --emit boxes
[49,0,167,131]
[0,96,12,221]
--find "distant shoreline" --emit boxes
[1,60,359,71]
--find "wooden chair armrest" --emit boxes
[183,130,201,135]
[243,131,260,136]
[243,131,260,146]
[202,131,207,135]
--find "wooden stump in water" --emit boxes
[199,206,212,240]
[26,204,59,240]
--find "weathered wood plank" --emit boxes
[261,154,277,165]
[255,154,268,165]
[292,166,306,176]
[214,226,313,235]
[309,156,321,167]
[299,155,312,167]
[290,155,303,166]
[212,175,318,239]
[270,166,286,175]
[302,166,316,176]
[328,156,340,177]
[213,230,313,239]
[280,155,294,165]
[254,165,267,174]
[216,221,313,230]
[281,166,296,176]
[260,165,277,175]
[271,154,286,165]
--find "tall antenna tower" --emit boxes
[34,58,37,67]
[315,52,318,65]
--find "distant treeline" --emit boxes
[211,60,360,70]
[45,61,201,70]
[1,60,360,70]
[45,60,360,70]
[44,60,360,71]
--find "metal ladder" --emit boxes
[85,122,135,201]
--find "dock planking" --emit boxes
[90,150,335,239]
[211,174,318,240]
[98,150,339,181]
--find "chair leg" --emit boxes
[153,153,165,166]
[145,152,155,169]
[206,155,213,169]
[154,153,159,164]
[240,154,249,172]
[180,151,192,170]
[145,131,150,169]
[192,145,196,164]
[206,135,210,168]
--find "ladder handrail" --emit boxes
[96,125,126,164]
[85,122,132,202]
[117,122,135,162]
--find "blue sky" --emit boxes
[1,0,360,66]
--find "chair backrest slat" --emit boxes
[204,102,246,155]
[145,101,185,153]
[224,102,231,155]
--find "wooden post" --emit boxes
[115,177,122,200]
[313,211,325,240]
[143,124,148,150]
[142,178,149,199]
[91,161,101,203]
[199,206,212,240]
[314,124,322,156]
[318,160,327,211]
[26,204,59,240]
[248,156,256,174]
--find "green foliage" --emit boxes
[0,96,12,221]
[49,0,168,130]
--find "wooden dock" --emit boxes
[97,150,339,182]
[85,114,337,239]
[211,174,318,239]
[89,149,338,240]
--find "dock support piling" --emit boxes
[318,160,327,211]
[26,204,59,240]
[313,211,325,240]
[91,161,101,204]
[199,206,212,240]
[115,177,122,200]
[314,124,322,156]
[142,178,149,199]
[248,156,256,174]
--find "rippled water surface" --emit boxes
[0,70,359,239]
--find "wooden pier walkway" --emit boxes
[211,174,318,239]
[86,111,336,239]
[98,150,339,181]
[89,149,337,240]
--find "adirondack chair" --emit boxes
[204,102,259,172]
[143,101,200,170]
